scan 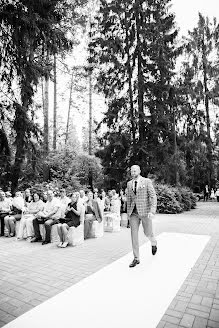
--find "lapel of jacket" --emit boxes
[129,180,135,195]
[136,176,144,193]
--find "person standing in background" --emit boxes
[204,184,209,202]
[215,188,219,202]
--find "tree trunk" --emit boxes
[169,87,179,185]
[88,67,92,156]
[11,102,26,193]
[44,76,49,155]
[125,11,136,151]
[88,10,93,189]
[0,127,11,190]
[202,39,213,186]
[135,5,144,144]
[65,69,74,146]
[11,42,34,192]
[173,109,179,185]
[53,54,57,150]
[41,78,45,114]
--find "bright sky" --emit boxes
[172,0,219,35]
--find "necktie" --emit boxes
[134,180,137,194]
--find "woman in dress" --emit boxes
[210,188,216,201]
[17,192,44,241]
[4,191,25,237]
[56,192,82,248]
[84,191,102,239]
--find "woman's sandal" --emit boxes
[61,242,68,248]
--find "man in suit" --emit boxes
[127,165,157,268]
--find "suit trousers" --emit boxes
[130,212,157,260]
[33,218,57,242]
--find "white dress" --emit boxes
[17,200,44,239]
[210,190,215,200]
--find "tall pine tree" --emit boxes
[90,0,179,186]
[182,13,219,187]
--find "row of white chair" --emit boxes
[2,212,128,246]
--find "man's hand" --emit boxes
[23,207,29,214]
[148,212,155,219]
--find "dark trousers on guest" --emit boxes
[0,213,8,236]
[33,218,57,242]
[32,218,44,240]
[204,193,209,201]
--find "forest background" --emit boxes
[1,0,219,199]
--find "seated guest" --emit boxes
[59,188,71,218]
[79,189,88,205]
[111,197,121,215]
[94,190,101,204]
[99,190,106,213]
[0,191,12,236]
[57,192,83,248]
[84,191,102,239]
[41,191,48,203]
[107,190,113,201]
[5,191,13,207]
[4,191,25,237]
[100,190,106,201]
[104,197,120,215]
[119,189,128,227]
[104,197,111,212]
[17,192,44,241]
[24,188,32,206]
[119,189,127,208]
[31,190,61,245]
[104,197,121,228]
[112,189,119,200]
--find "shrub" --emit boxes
[154,183,196,214]
[155,184,182,214]
[172,187,183,204]
[178,187,192,211]
[189,192,197,209]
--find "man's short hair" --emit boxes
[131,164,141,170]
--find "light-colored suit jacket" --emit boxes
[127,176,157,217]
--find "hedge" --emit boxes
[155,183,196,214]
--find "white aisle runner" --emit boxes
[4,233,210,328]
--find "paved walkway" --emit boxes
[0,201,218,328]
